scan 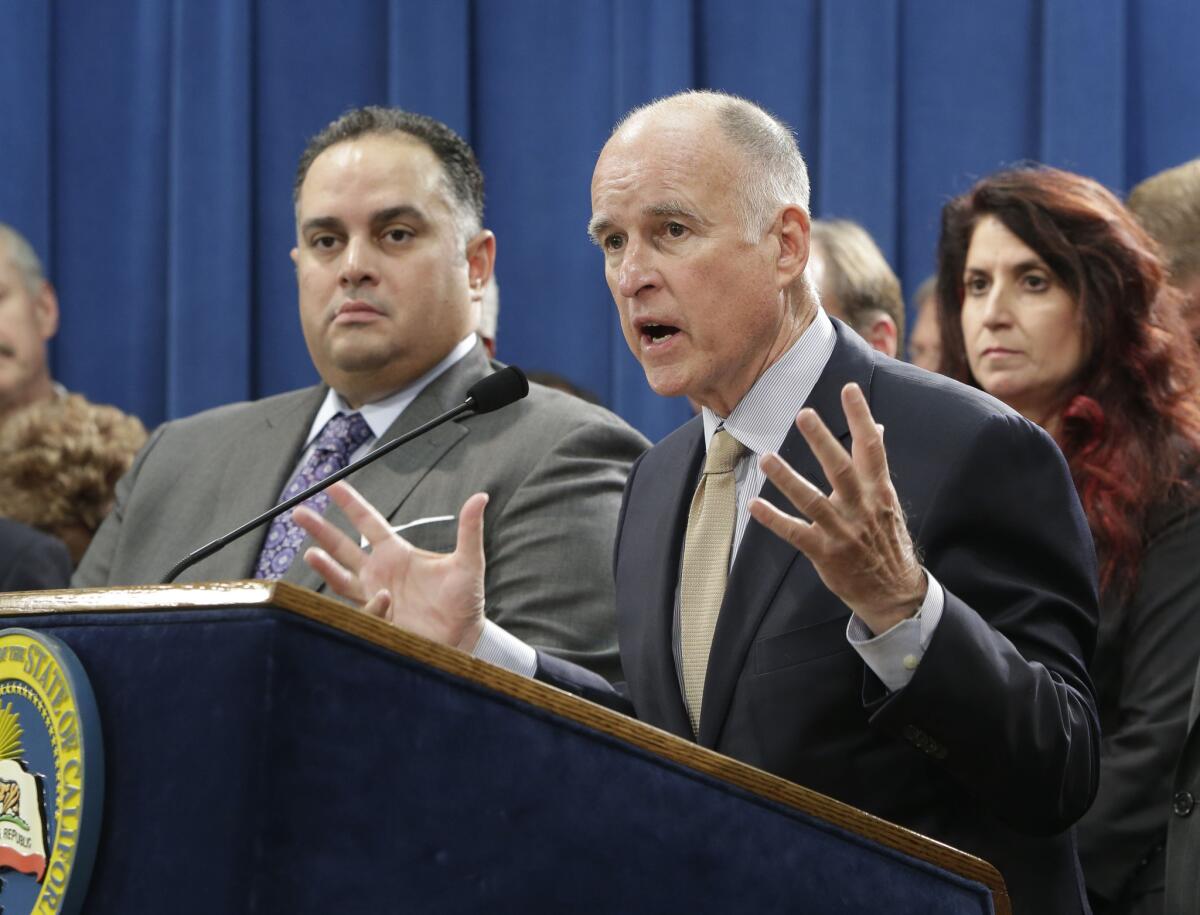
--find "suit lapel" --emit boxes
[284,348,488,592]
[184,387,325,582]
[629,423,705,739]
[697,323,874,748]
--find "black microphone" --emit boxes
[464,364,529,414]
[161,366,529,584]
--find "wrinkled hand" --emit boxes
[748,383,926,635]
[294,481,488,653]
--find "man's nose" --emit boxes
[339,237,379,287]
[615,239,659,299]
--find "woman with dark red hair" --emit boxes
[936,165,1200,915]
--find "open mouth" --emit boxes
[641,323,680,345]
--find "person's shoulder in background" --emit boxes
[0,517,72,591]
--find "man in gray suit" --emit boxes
[73,107,647,681]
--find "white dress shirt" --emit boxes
[476,310,943,690]
[296,333,480,465]
[692,308,942,692]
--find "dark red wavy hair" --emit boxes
[936,166,1200,596]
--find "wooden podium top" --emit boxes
[0,581,1009,913]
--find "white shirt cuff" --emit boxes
[471,619,538,677]
[846,570,945,692]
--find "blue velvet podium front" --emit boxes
[0,583,1009,913]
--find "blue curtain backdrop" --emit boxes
[2,0,1198,443]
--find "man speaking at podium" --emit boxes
[74,107,647,682]
[297,93,1100,914]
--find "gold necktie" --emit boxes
[680,428,746,734]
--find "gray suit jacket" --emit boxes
[1165,665,1200,915]
[74,345,648,681]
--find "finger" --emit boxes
[841,384,891,484]
[759,454,846,531]
[302,546,366,605]
[326,481,399,547]
[361,588,392,620]
[294,504,368,575]
[749,497,820,556]
[454,492,489,575]
[795,408,863,505]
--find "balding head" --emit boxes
[0,225,59,423]
[611,91,811,242]
[588,91,816,416]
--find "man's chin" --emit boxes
[642,369,692,402]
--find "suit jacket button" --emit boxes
[1174,790,1195,817]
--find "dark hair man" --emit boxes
[296,92,1100,913]
[74,107,648,681]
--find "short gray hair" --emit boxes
[811,219,905,340]
[1128,157,1200,285]
[615,91,811,241]
[0,223,47,294]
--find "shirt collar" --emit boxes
[701,307,837,457]
[306,333,479,447]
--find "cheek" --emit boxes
[1057,317,1089,376]
[959,304,982,341]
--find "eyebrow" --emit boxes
[586,201,706,245]
[964,258,1049,275]
[300,205,429,238]
[647,200,703,224]
[300,216,344,237]
[369,205,428,230]
[586,216,611,245]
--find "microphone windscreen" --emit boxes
[466,366,529,414]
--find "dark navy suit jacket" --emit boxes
[539,323,1101,914]
[0,517,71,592]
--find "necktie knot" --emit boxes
[252,411,373,580]
[314,412,373,462]
[704,429,745,475]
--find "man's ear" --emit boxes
[775,205,810,289]
[35,282,59,342]
[290,246,300,269]
[865,314,899,359]
[466,230,496,290]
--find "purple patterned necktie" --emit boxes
[253,412,373,579]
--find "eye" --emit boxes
[964,274,989,296]
[665,221,687,239]
[311,234,340,250]
[383,227,413,244]
[603,233,625,252]
[1022,272,1050,292]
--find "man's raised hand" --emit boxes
[748,383,926,635]
[294,481,488,653]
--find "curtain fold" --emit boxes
[1,0,1195,443]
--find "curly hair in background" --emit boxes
[0,394,147,564]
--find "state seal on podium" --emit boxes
[0,630,102,915]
